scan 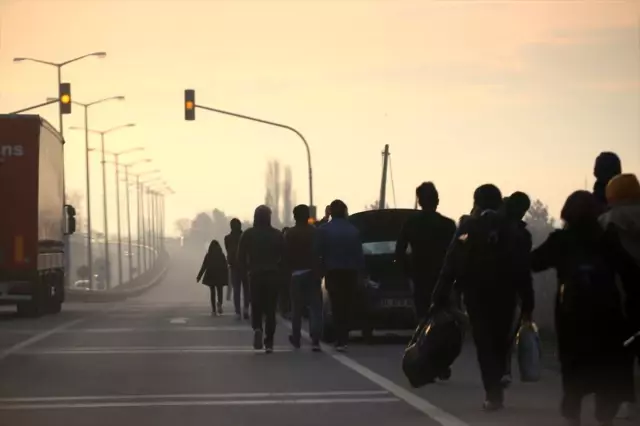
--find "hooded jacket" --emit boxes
[236,206,285,275]
[592,152,622,209]
[599,174,640,266]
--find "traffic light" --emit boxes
[185,89,195,121]
[59,83,72,114]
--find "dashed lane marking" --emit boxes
[280,319,471,426]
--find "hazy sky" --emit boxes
[1,0,638,235]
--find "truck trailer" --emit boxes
[0,114,76,316]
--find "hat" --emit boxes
[606,173,640,205]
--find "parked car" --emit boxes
[321,208,417,343]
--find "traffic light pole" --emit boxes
[8,99,58,114]
[194,104,314,212]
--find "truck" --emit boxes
[0,114,76,316]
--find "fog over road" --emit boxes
[0,246,607,426]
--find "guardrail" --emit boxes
[66,250,170,302]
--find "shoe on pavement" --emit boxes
[235,313,242,320]
[265,345,273,354]
[500,374,512,388]
[311,341,321,352]
[438,367,452,381]
[253,329,264,350]
[289,335,301,349]
[616,402,636,419]
[217,304,223,314]
[482,399,504,412]
[243,311,250,320]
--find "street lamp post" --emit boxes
[52,95,125,290]
[103,148,144,286]
[70,123,135,290]
[136,173,162,273]
[14,52,107,139]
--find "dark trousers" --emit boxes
[467,301,516,402]
[250,271,280,344]
[230,267,250,314]
[325,269,358,346]
[209,285,223,311]
[290,271,323,343]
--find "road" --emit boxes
[0,247,610,426]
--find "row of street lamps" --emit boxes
[14,52,173,291]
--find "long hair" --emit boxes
[560,190,600,228]
[207,240,224,256]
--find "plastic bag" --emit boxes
[516,321,542,382]
[402,308,466,388]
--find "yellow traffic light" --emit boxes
[59,82,72,114]
[184,89,195,121]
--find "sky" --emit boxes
[1,0,638,235]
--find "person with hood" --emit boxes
[432,184,534,411]
[225,218,249,320]
[236,205,285,353]
[500,191,534,388]
[531,190,639,426]
[395,182,456,322]
[196,240,229,316]
[284,204,322,351]
[315,199,364,352]
[592,151,622,211]
[599,173,640,420]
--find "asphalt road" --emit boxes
[0,247,624,426]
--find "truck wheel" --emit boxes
[17,291,46,317]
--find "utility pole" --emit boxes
[379,144,390,210]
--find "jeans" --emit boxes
[249,271,280,345]
[230,267,250,314]
[325,269,359,347]
[290,271,323,343]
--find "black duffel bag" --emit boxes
[402,307,466,388]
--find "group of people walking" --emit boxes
[196,150,639,426]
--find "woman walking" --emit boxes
[531,190,639,426]
[197,240,229,316]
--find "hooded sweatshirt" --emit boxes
[236,206,285,275]
[599,173,640,266]
[592,152,622,210]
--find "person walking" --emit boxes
[284,205,322,351]
[432,184,534,411]
[395,182,456,322]
[237,205,285,354]
[196,240,229,316]
[599,173,640,421]
[531,190,639,426]
[225,218,250,320]
[592,151,622,212]
[315,199,364,352]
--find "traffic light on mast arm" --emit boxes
[185,89,195,121]
[59,83,72,114]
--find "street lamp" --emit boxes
[102,147,144,287]
[147,185,173,254]
[49,95,125,290]
[120,158,152,280]
[14,52,107,138]
[70,123,135,289]
[133,171,162,272]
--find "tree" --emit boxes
[282,166,293,227]
[524,198,556,248]
[174,218,190,235]
[365,200,388,211]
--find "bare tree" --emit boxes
[264,160,282,227]
[174,218,191,236]
[282,166,293,226]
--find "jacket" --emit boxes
[315,217,364,272]
[599,201,640,267]
[197,251,228,287]
[284,223,318,272]
[224,231,242,267]
[237,211,284,275]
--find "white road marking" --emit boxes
[0,397,399,410]
[0,318,85,362]
[19,345,292,355]
[169,317,188,324]
[281,320,471,426]
[0,390,390,403]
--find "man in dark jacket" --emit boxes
[284,204,322,351]
[501,191,534,387]
[225,218,249,319]
[395,182,457,322]
[315,199,364,352]
[432,184,534,411]
[593,151,622,211]
[237,206,285,353]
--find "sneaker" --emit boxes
[265,346,273,354]
[438,367,452,381]
[253,329,263,350]
[311,341,322,352]
[217,304,223,314]
[288,335,301,349]
[482,400,504,412]
[616,402,636,419]
[243,311,250,320]
[500,374,512,388]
